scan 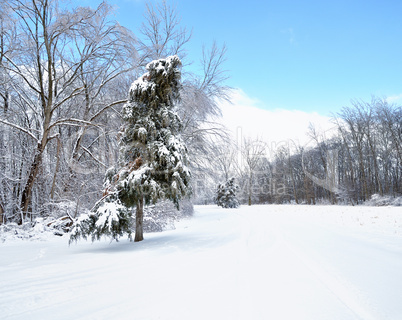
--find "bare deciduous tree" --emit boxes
[0,0,137,221]
[137,0,191,65]
[239,137,267,205]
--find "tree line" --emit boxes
[202,97,401,206]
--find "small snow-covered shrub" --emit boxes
[215,178,240,209]
[0,219,61,242]
[45,216,74,233]
[365,194,402,206]
[144,199,193,232]
[44,200,90,219]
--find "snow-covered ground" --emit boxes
[1,204,402,320]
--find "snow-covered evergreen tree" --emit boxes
[70,55,191,243]
[215,178,240,208]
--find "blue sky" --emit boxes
[78,0,402,117]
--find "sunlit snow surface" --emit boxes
[1,205,402,320]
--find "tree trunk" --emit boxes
[0,202,4,225]
[135,196,144,242]
[20,143,43,222]
[288,155,298,204]
[50,137,61,199]
[304,175,315,205]
[248,173,253,206]
[3,90,9,113]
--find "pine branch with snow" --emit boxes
[69,194,132,244]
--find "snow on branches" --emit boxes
[70,55,191,243]
[215,178,240,209]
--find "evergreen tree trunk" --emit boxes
[135,196,144,242]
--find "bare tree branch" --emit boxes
[0,118,38,141]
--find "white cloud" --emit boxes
[386,94,402,103]
[218,89,336,149]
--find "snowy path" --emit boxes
[1,205,402,320]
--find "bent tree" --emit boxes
[70,55,191,243]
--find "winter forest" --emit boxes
[0,0,225,229]
[1,0,401,230]
[1,1,402,319]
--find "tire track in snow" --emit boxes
[240,210,379,320]
[283,239,379,320]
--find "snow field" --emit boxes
[1,204,402,320]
